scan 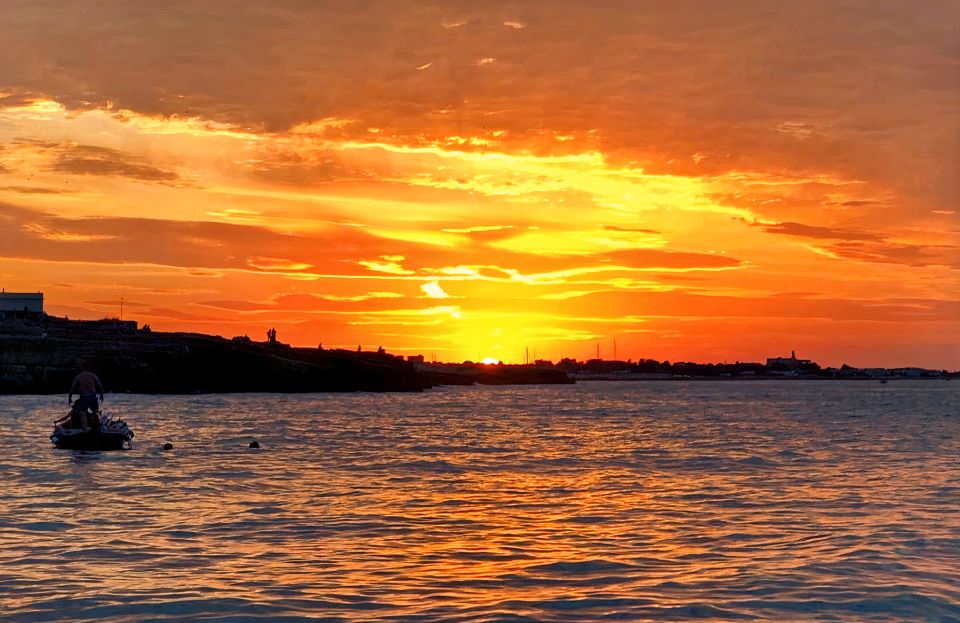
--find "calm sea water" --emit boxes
[0,381,958,623]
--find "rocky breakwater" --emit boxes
[0,319,429,394]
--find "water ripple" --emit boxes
[0,381,957,622]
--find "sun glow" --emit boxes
[480,357,501,365]
[0,2,956,368]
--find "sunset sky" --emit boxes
[1,1,957,367]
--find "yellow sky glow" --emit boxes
[1,3,957,367]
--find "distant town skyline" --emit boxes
[1,2,957,368]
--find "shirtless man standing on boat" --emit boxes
[68,364,104,427]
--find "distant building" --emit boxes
[407,354,425,364]
[0,291,43,318]
[892,367,929,378]
[45,316,138,333]
[766,350,811,370]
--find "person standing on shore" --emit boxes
[68,364,104,428]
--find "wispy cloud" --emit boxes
[420,280,449,299]
[758,221,882,241]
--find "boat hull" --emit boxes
[51,412,134,451]
[51,431,131,451]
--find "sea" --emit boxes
[1,381,958,623]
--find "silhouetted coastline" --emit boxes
[547,355,955,381]
[0,314,952,395]
[0,315,570,394]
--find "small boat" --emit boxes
[51,410,134,450]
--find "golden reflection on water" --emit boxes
[1,382,958,622]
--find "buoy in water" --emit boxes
[162,442,174,451]
[249,440,260,449]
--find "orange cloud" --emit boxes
[0,2,957,367]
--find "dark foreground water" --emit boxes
[0,381,958,623]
